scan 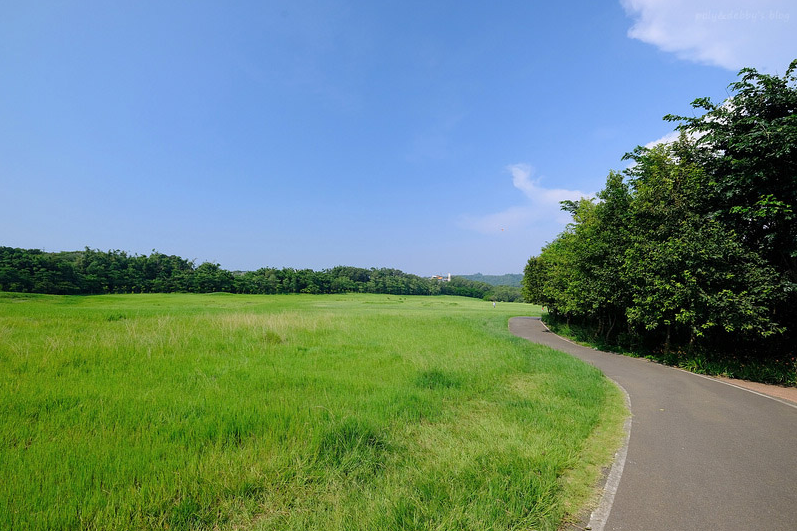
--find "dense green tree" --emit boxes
[665,60,797,274]
[458,273,524,288]
[524,61,796,359]
[484,284,523,302]
[193,262,234,293]
[521,256,545,305]
[523,173,631,341]
[0,247,37,292]
[0,246,525,302]
[569,172,632,339]
[664,59,797,350]
[623,143,784,352]
[440,276,493,299]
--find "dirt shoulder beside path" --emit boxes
[710,375,797,405]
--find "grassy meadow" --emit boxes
[0,292,626,530]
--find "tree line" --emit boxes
[458,273,524,288]
[522,61,797,362]
[0,246,522,301]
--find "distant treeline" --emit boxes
[0,246,523,301]
[456,273,523,288]
[523,62,797,361]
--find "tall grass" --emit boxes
[0,293,625,530]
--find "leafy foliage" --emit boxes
[0,246,517,301]
[524,61,797,363]
[456,273,524,288]
[665,59,797,277]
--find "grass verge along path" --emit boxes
[0,293,625,530]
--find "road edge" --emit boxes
[534,317,632,531]
[509,317,632,531]
[585,383,631,531]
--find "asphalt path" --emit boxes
[509,317,797,531]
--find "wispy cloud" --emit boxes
[509,164,589,206]
[459,164,592,234]
[644,130,681,149]
[621,0,797,72]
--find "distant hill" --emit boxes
[455,273,523,287]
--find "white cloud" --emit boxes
[509,164,588,205]
[644,130,681,149]
[459,164,593,234]
[621,0,797,72]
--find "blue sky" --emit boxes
[2,1,795,275]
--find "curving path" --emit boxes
[509,317,797,531]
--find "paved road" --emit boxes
[509,317,797,531]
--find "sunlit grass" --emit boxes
[0,293,625,530]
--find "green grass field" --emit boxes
[0,292,625,530]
